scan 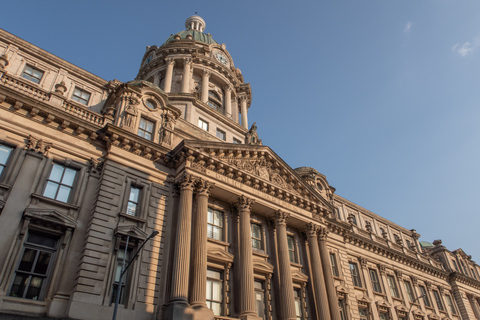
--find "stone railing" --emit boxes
[0,74,50,101]
[63,101,105,126]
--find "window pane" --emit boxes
[61,168,76,186]
[252,224,261,238]
[27,233,57,248]
[0,145,12,165]
[214,211,223,227]
[129,187,140,202]
[43,181,59,199]
[49,164,65,182]
[33,251,51,275]
[139,119,146,130]
[18,249,36,272]
[56,185,72,202]
[9,273,29,298]
[25,276,43,300]
[211,302,222,316]
[212,281,222,300]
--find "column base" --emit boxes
[192,304,214,320]
[239,313,262,320]
[164,300,194,320]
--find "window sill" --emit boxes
[353,286,367,291]
[290,262,303,268]
[253,250,269,258]
[373,292,386,297]
[207,238,230,247]
[31,193,80,210]
[392,297,404,303]
[119,212,147,223]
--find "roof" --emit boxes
[420,241,434,248]
[164,30,217,45]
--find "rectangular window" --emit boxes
[472,269,478,280]
[251,223,263,250]
[72,87,91,105]
[339,299,347,320]
[445,294,456,314]
[330,253,339,277]
[404,281,415,303]
[369,269,382,293]
[206,269,223,316]
[22,65,44,84]
[216,129,226,141]
[0,144,13,176]
[43,163,77,203]
[198,118,209,131]
[379,313,388,320]
[233,138,242,144]
[287,235,297,263]
[349,262,362,287]
[9,232,57,300]
[294,289,303,320]
[126,186,141,216]
[387,275,400,298]
[138,118,154,140]
[461,261,469,275]
[207,208,223,241]
[452,260,459,272]
[433,290,444,311]
[419,285,431,307]
[359,308,369,320]
[111,246,131,304]
[254,280,266,319]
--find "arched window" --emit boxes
[207,90,224,114]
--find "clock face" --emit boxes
[213,50,229,66]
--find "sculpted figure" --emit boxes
[124,103,137,128]
[245,122,262,145]
[160,111,175,145]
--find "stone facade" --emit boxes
[0,15,479,320]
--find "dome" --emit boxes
[164,15,217,45]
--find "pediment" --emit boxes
[336,284,349,295]
[173,140,335,215]
[207,247,234,263]
[291,270,309,283]
[357,293,372,305]
[395,305,409,314]
[114,225,149,240]
[427,313,441,320]
[253,258,274,274]
[453,248,471,260]
[24,208,77,229]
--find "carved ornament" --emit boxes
[26,135,52,156]
[234,195,255,212]
[273,210,290,226]
[176,172,197,191]
[304,222,319,238]
[196,179,214,196]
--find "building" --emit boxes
[0,15,479,320]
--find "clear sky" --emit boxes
[2,1,480,260]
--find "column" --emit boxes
[153,73,160,87]
[201,70,210,103]
[240,95,248,129]
[232,95,239,123]
[469,294,480,320]
[224,86,232,119]
[190,179,214,310]
[170,173,196,303]
[274,211,297,320]
[318,228,341,320]
[235,195,260,320]
[182,58,192,93]
[304,223,331,320]
[164,58,175,93]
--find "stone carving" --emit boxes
[274,210,290,225]
[196,178,214,196]
[234,195,255,212]
[54,81,67,95]
[124,102,138,128]
[318,227,329,240]
[304,222,319,238]
[176,172,197,190]
[160,110,175,145]
[365,221,373,233]
[0,54,9,69]
[26,135,52,155]
[245,122,262,145]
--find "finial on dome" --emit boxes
[185,15,206,32]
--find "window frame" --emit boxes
[21,65,44,84]
[294,288,304,320]
[216,128,226,141]
[419,285,431,308]
[206,268,224,316]
[111,245,132,305]
[445,293,457,315]
[0,144,14,179]
[71,87,91,105]
[137,117,155,140]
[404,281,416,303]
[338,298,347,320]
[126,186,142,216]
[233,138,242,144]
[198,118,209,131]
[369,269,382,293]
[287,234,298,264]
[207,207,224,242]
[330,252,339,277]
[387,275,400,299]
[251,222,263,251]
[432,290,444,311]
[359,307,370,320]
[349,262,362,288]
[254,279,266,319]
[42,163,78,203]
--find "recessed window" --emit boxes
[216,129,226,141]
[43,164,77,203]
[445,294,457,314]
[339,299,347,320]
[145,99,156,109]
[387,275,400,298]
[138,118,154,140]
[144,54,153,65]
[379,313,389,320]
[111,246,131,304]
[433,290,444,311]
[359,308,369,320]
[21,65,44,84]
[294,289,303,320]
[452,260,459,272]
[471,268,477,280]
[254,280,266,319]
[330,253,339,277]
[369,269,382,293]
[419,285,431,307]
[404,281,415,303]
[233,138,242,144]
[0,144,13,176]
[349,262,362,287]
[206,269,223,315]
[287,235,297,263]
[251,223,263,250]
[126,186,141,216]
[207,90,224,114]
[207,208,223,241]
[9,232,57,300]
[198,118,209,131]
[72,87,91,105]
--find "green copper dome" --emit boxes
[164,30,217,45]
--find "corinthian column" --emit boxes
[318,228,341,320]
[170,173,196,302]
[224,86,232,119]
[304,223,331,320]
[190,179,215,310]
[240,95,248,129]
[274,211,297,320]
[164,58,175,93]
[235,195,260,320]
[201,70,210,103]
[182,58,192,93]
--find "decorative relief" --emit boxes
[26,135,52,156]
[196,179,214,196]
[304,222,319,238]
[273,210,290,225]
[378,264,386,275]
[234,195,255,212]
[318,227,329,240]
[176,172,197,191]
[360,258,368,268]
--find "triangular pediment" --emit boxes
[207,247,234,263]
[291,270,309,283]
[453,248,471,260]
[172,140,335,216]
[252,258,274,274]
[24,208,77,229]
[114,225,149,240]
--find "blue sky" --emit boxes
[3,1,480,259]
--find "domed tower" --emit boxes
[136,15,252,144]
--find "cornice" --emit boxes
[448,272,480,289]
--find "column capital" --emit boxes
[239,95,247,102]
[234,195,255,212]
[274,210,290,226]
[196,178,215,197]
[410,275,418,286]
[223,85,232,92]
[378,264,386,275]
[394,269,403,278]
[202,69,211,77]
[165,57,176,65]
[360,257,368,269]
[304,222,319,238]
[424,280,431,290]
[176,172,196,191]
[183,57,192,64]
[318,226,329,240]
